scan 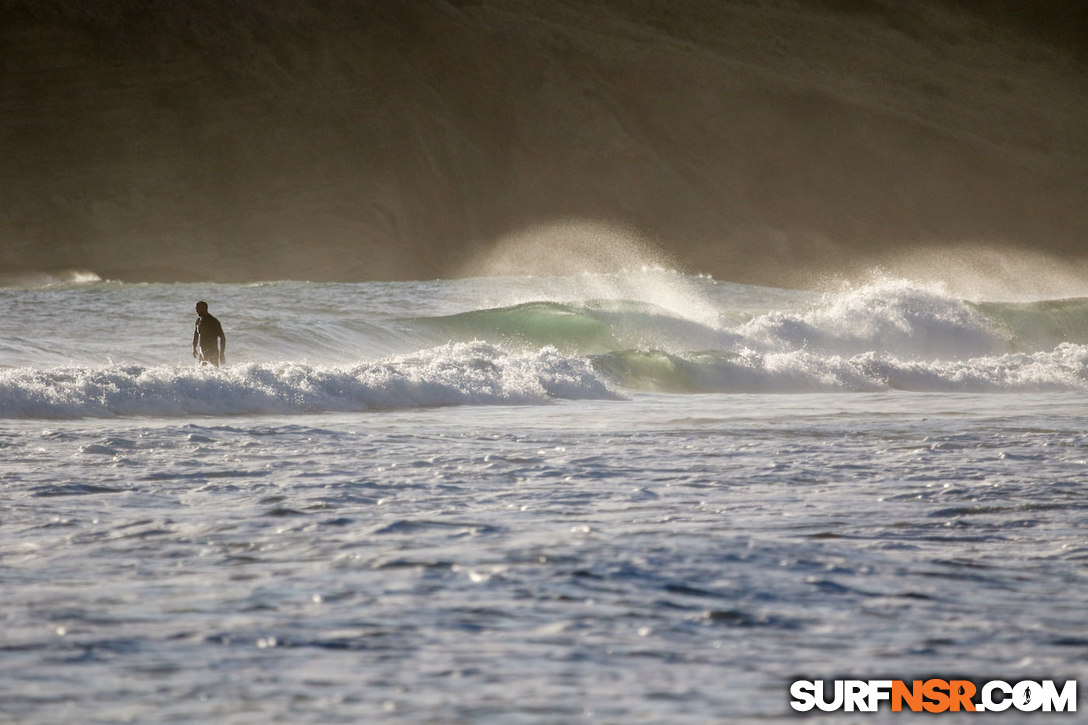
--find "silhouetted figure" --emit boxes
[193,300,226,367]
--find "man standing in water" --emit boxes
[192,300,226,367]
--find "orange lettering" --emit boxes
[892,680,924,712]
[949,680,977,712]
[923,679,951,713]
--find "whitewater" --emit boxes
[3,270,1087,723]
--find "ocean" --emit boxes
[2,269,1087,723]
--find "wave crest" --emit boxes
[591,344,1088,394]
[0,343,624,419]
[740,280,1006,359]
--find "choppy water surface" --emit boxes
[2,273,1088,722]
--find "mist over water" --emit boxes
[2,0,1087,288]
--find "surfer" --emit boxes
[192,300,226,367]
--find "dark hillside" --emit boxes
[2,0,1085,285]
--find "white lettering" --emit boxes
[982,680,1012,712]
[845,680,869,712]
[815,680,844,712]
[868,680,893,711]
[792,677,1077,713]
[789,681,816,712]
[1041,680,1077,712]
[1014,680,1044,712]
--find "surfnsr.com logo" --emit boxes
[790,679,1077,713]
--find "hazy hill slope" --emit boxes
[1,0,1085,285]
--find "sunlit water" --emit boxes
[2,272,1087,723]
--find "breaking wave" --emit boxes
[4,276,1088,419]
[591,345,1088,394]
[0,343,624,419]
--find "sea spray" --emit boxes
[4,274,1088,419]
[415,299,740,354]
[738,279,1007,359]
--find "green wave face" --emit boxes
[413,298,740,355]
[973,298,1088,350]
[405,287,1088,394]
[591,350,743,393]
[415,302,622,352]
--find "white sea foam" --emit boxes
[10,342,1083,420]
[5,275,1088,418]
[0,343,624,419]
[598,344,1088,394]
[737,279,1007,359]
[5,272,1088,725]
